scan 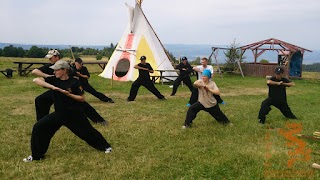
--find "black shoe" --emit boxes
[159,97,166,100]
[170,94,175,96]
[108,99,115,103]
[127,98,134,102]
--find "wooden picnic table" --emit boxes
[13,61,108,76]
[151,69,179,85]
[82,61,108,70]
[13,61,48,76]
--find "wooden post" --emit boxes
[69,45,75,60]
[111,66,114,88]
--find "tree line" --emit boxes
[0,44,116,60]
[302,63,320,72]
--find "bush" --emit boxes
[96,54,103,60]
[260,59,269,63]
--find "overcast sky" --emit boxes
[0,0,319,50]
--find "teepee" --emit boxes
[99,1,177,82]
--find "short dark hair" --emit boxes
[75,58,83,64]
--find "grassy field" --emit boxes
[0,57,320,179]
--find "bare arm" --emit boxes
[194,80,220,95]
[33,77,85,102]
[193,80,205,88]
[192,67,201,72]
[32,69,53,78]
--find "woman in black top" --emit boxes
[23,60,111,162]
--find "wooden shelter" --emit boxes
[239,38,312,78]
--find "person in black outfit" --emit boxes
[127,56,165,101]
[72,58,114,103]
[258,67,297,124]
[32,50,107,125]
[170,56,193,96]
[23,60,112,162]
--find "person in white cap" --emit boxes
[32,49,107,125]
[23,60,112,162]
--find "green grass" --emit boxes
[0,57,320,179]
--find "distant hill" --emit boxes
[164,44,319,65]
[1,42,319,64]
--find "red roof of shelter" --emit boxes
[240,38,312,53]
[239,38,312,64]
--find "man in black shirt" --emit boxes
[127,56,165,101]
[32,50,107,125]
[170,56,193,96]
[258,67,297,124]
[72,58,114,103]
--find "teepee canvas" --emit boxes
[99,1,177,82]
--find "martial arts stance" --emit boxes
[23,60,111,162]
[187,57,224,106]
[32,50,107,125]
[170,56,193,96]
[258,67,297,124]
[73,58,114,103]
[183,70,231,128]
[127,56,165,101]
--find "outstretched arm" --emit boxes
[32,69,53,78]
[33,77,85,102]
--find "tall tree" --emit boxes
[28,46,46,58]
[223,39,244,71]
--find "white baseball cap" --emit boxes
[45,49,60,59]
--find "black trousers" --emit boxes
[171,75,193,95]
[184,101,230,126]
[258,97,296,123]
[188,88,223,105]
[127,78,164,101]
[31,111,111,160]
[35,90,105,123]
[83,83,111,102]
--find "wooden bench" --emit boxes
[150,75,179,85]
[0,69,16,78]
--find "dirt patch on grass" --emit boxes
[223,88,267,97]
